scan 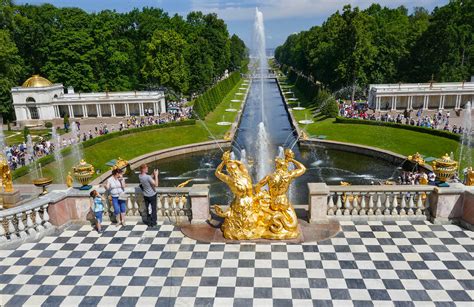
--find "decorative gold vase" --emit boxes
[32,177,53,195]
[432,154,458,182]
[72,160,95,187]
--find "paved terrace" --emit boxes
[1,219,473,306]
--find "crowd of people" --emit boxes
[338,101,465,134]
[3,102,192,171]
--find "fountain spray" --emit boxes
[459,101,473,171]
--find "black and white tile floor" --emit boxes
[0,220,473,306]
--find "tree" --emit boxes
[141,29,189,94]
[0,29,23,121]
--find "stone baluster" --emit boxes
[367,194,374,215]
[157,194,163,216]
[126,197,134,216]
[34,207,44,232]
[343,194,351,215]
[391,193,399,215]
[0,217,6,242]
[42,205,52,228]
[375,194,382,215]
[400,194,407,216]
[335,194,342,216]
[383,193,391,215]
[351,194,359,215]
[16,213,27,239]
[327,195,335,215]
[163,195,170,217]
[416,193,424,215]
[133,197,139,216]
[6,216,17,240]
[178,196,185,216]
[359,193,367,215]
[407,194,415,215]
[25,210,36,236]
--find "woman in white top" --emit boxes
[105,168,127,226]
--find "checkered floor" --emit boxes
[0,220,473,306]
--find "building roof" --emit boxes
[21,75,53,88]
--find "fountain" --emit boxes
[459,102,473,180]
[217,115,232,126]
[70,121,83,165]
[32,163,53,195]
[299,113,314,125]
[26,134,39,179]
[51,126,65,184]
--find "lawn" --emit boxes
[14,79,248,184]
[3,129,65,146]
[277,77,472,169]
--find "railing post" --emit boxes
[429,183,465,224]
[308,183,330,224]
[189,184,210,224]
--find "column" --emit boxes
[440,95,446,110]
[391,96,397,111]
[376,97,381,111]
[160,98,166,114]
[54,106,59,118]
[68,105,74,118]
[96,104,102,117]
[125,103,130,117]
[111,104,116,117]
[423,96,429,110]
[455,95,461,109]
[82,105,88,118]
[153,102,158,115]
[139,103,144,116]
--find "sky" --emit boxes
[16,0,449,48]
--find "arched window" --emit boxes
[26,97,36,103]
[53,94,58,99]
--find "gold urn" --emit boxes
[432,154,458,182]
[32,177,53,195]
[72,160,95,187]
[408,152,425,166]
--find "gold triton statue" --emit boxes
[465,167,474,186]
[0,153,13,193]
[213,148,305,240]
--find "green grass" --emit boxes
[14,79,248,184]
[3,129,66,146]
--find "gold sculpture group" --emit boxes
[213,148,305,240]
[0,153,13,193]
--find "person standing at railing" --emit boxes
[105,168,127,226]
[139,164,159,229]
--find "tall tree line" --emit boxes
[275,1,473,94]
[0,1,247,121]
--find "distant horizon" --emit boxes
[16,0,449,48]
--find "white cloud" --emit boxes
[191,0,447,21]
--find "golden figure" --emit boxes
[177,179,193,188]
[408,152,425,166]
[66,172,74,188]
[0,153,13,193]
[465,167,474,186]
[213,151,264,240]
[255,149,305,240]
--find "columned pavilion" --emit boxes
[368,81,474,111]
[11,75,166,124]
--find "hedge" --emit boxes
[193,71,242,118]
[335,117,461,141]
[12,120,195,179]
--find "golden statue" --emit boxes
[112,157,129,171]
[0,153,13,193]
[177,179,193,188]
[66,172,74,188]
[255,148,305,240]
[408,152,425,166]
[213,151,264,240]
[465,167,474,186]
[213,148,305,240]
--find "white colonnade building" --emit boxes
[368,81,474,111]
[12,75,166,124]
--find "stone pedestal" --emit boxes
[429,183,465,224]
[189,184,210,224]
[308,183,330,224]
[0,190,21,209]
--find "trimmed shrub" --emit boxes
[193,71,241,118]
[321,99,339,118]
[335,117,461,141]
[44,122,53,128]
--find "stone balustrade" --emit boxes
[308,183,474,227]
[0,184,210,248]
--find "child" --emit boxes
[90,190,105,233]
